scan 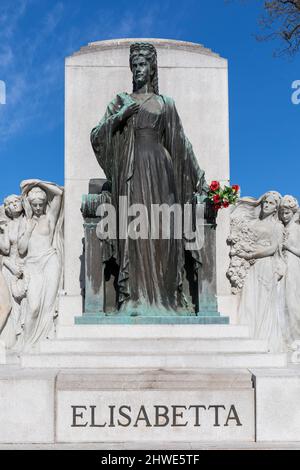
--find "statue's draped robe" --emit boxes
[20,182,64,349]
[0,258,11,332]
[0,216,26,348]
[237,219,286,352]
[283,221,300,343]
[91,93,207,313]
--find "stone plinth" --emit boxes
[0,367,256,444]
[253,368,300,442]
[56,369,255,443]
[80,190,228,324]
[0,361,299,444]
[75,314,230,325]
[0,368,55,443]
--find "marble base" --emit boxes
[0,322,296,444]
[56,370,255,443]
[0,367,255,444]
[253,368,300,442]
[0,368,55,443]
[0,365,299,444]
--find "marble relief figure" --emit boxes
[279,195,300,344]
[91,42,208,316]
[0,221,11,332]
[0,195,26,348]
[17,180,64,350]
[227,191,286,352]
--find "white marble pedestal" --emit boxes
[0,325,299,446]
[0,363,299,446]
[56,369,255,443]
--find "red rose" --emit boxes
[222,201,229,208]
[214,203,222,211]
[210,181,220,191]
[213,194,220,203]
[232,184,240,193]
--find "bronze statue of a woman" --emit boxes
[91,42,208,316]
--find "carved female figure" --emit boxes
[0,195,26,347]
[18,180,63,349]
[0,223,11,332]
[279,195,300,344]
[91,42,207,315]
[232,191,286,352]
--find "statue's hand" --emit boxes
[20,179,41,191]
[242,252,255,261]
[119,102,140,122]
[236,250,254,261]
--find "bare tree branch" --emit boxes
[257,0,300,56]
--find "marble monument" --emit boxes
[0,39,299,448]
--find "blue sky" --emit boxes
[0,0,299,202]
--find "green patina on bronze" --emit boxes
[79,42,228,324]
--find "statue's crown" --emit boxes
[130,42,157,59]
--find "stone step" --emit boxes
[21,351,287,369]
[56,324,251,340]
[39,338,269,354]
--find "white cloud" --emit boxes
[0,0,29,39]
[43,2,64,34]
[0,1,66,142]
[0,45,14,67]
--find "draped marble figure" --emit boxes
[0,222,11,332]
[91,42,208,315]
[0,195,26,348]
[18,180,64,349]
[279,195,300,344]
[228,191,286,352]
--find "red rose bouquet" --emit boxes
[208,181,240,212]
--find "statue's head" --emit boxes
[27,187,47,217]
[279,195,299,225]
[4,194,23,219]
[260,191,282,219]
[129,42,159,94]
